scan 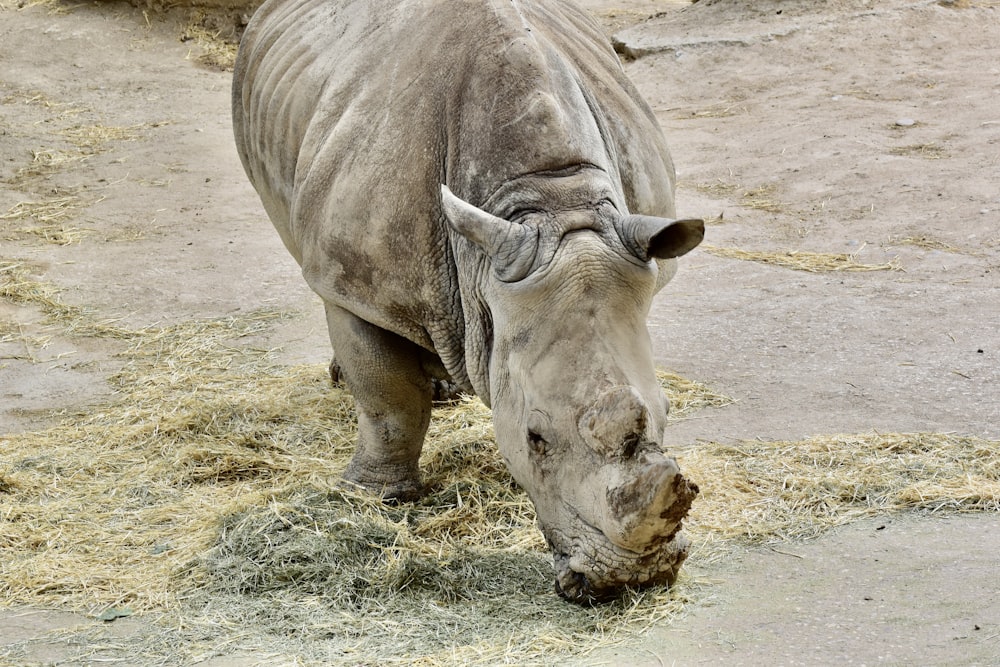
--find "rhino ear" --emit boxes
[618,215,704,260]
[440,185,538,281]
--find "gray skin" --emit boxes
[233,0,704,603]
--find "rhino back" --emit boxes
[233,0,676,392]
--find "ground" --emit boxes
[1,0,998,664]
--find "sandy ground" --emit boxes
[1,0,998,664]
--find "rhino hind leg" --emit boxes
[324,303,432,502]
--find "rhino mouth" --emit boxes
[541,451,698,605]
[545,515,692,605]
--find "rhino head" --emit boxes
[441,174,703,603]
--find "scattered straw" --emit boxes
[0,262,133,336]
[889,143,949,159]
[58,122,166,152]
[693,180,738,196]
[0,316,52,361]
[0,89,86,117]
[738,184,787,213]
[0,194,89,225]
[4,205,83,243]
[659,370,734,418]
[2,274,996,665]
[14,148,92,181]
[703,244,902,273]
[182,20,239,71]
[681,433,1000,558]
[693,181,788,214]
[895,235,968,254]
[667,102,747,120]
[1,90,166,246]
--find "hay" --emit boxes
[0,317,699,664]
[0,89,86,117]
[703,243,902,273]
[658,370,733,418]
[693,180,742,198]
[14,149,92,181]
[0,191,96,246]
[693,181,788,214]
[58,122,167,152]
[895,235,968,254]
[889,143,949,159]
[666,102,747,120]
[737,184,787,213]
[2,274,997,664]
[181,16,239,71]
[0,92,162,246]
[0,319,51,362]
[0,194,90,225]
[680,433,1000,559]
[0,262,136,337]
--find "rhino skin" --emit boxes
[233,0,704,603]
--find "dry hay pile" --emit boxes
[2,267,998,665]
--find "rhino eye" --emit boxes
[527,430,547,456]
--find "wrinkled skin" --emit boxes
[233,0,703,603]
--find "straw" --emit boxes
[2,269,995,665]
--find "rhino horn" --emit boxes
[606,452,699,551]
[617,214,704,261]
[440,185,538,282]
[578,386,648,459]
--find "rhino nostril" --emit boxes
[527,430,546,456]
[621,432,639,459]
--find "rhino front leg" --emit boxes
[324,302,432,502]
[330,349,461,404]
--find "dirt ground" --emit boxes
[1,0,998,664]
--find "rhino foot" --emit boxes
[340,461,426,503]
[431,378,462,403]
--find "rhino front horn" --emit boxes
[605,453,699,551]
[579,386,648,459]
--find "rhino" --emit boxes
[232,0,704,603]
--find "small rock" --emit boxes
[896,118,915,127]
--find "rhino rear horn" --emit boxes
[618,214,704,260]
[440,185,538,282]
[579,386,648,459]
